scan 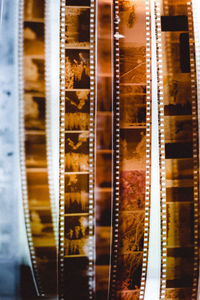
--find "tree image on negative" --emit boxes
[65,192,88,214]
[118,212,144,253]
[117,253,143,291]
[65,50,90,89]
[64,216,89,256]
[65,8,90,47]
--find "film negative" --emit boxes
[109,0,152,299]
[157,0,199,298]
[95,1,113,299]
[59,0,96,299]
[18,0,57,296]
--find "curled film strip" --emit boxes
[59,0,96,299]
[157,0,199,298]
[109,0,152,299]
[19,0,57,296]
[142,1,166,298]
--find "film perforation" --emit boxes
[109,0,120,298]
[139,1,152,299]
[58,0,66,299]
[187,2,199,299]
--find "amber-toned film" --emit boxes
[19,0,57,296]
[16,0,200,299]
[59,0,96,299]
[109,0,152,299]
[157,0,199,298]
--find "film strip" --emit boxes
[140,0,152,298]
[58,0,96,299]
[158,0,199,298]
[95,0,114,299]
[109,0,152,299]
[192,0,200,297]
[18,0,57,296]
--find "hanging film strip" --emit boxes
[157,0,199,298]
[187,3,200,298]
[109,0,152,299]
[95,0,114,299]
[59,0,96,299]
[18,0,57,296]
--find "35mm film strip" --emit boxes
[58,0,96,299]
[95,0,114,299]
[18,0,57,296]
[109,0,152,299]
[157,0,200,298]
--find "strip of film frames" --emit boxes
[109,0,152,299]
[109,0,200,298]
[96,0,113,299]
[18,0,57,296]
[59,0,96,299]
[155,0,199,299]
